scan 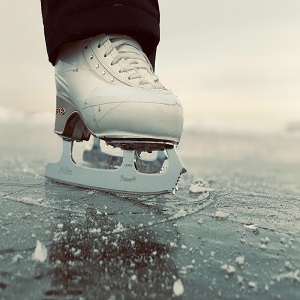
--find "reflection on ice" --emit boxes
[48,207,179,299]
[77,137,169,174]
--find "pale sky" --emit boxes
[1,1,300,131]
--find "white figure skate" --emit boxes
[45,34,186,194]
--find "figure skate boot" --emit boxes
[45,34,186,194]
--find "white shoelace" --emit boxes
[98,34,164,89]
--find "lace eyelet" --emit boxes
[97,44,100,48]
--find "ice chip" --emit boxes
[235,256,245,266]
[248,281,257,289]
[32,240,47,262]
[220,264,235,275]
[259,244,267,250]
[173,278,184,296]
[174,209,187,218]
[131,274,137,282]
[244,223,259,235]
[244,224,258,230]
[285,261,293,270]
[12,253,23,263]
[112,222,124,233]
[214,211,230,219]
[57,223,63,229]
[237,275,243,284]
[275,270,300,283]
[189,184,214,194]
[260,237,270,244]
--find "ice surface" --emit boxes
[1,119,300,299]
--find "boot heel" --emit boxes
[54,96,90,141]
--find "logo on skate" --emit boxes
[56,107,66,115]
[120,175,136,182]
[59,166,72,175]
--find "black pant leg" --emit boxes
[40,0,160,68]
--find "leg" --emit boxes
[42,1,186,194]
[40,0,160,68]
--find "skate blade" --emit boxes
[45,139,186,195]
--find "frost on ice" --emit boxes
[248,281,257,289]
[32,240,47,262]
[173,278,184,296]
[244,223,259,235]
[260,237,270,244]
[12,253,23,263]
[214,211,230,219]
[189,184,214,194]
[112,222,125,233]
[172,209,187,219]
[275,270,300,283]
[285,260,293,270]
[220,264,236,276]
[188,179,214,202]
[57,223,64,229]
[235,255,245,266]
